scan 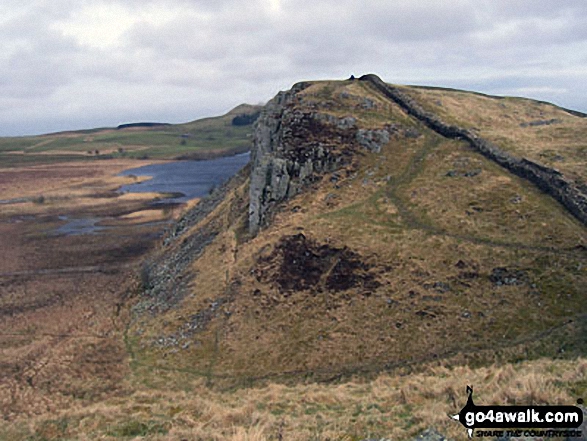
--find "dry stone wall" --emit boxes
[359,74,587,227]
[248,74,587,235]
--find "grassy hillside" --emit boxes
[0,104,261,168]
[2,357,585,440]
[402,85,587,184]
[2,79,586,441]
[128,79,587,387]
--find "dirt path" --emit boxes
[359,74,587,227]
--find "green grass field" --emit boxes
[0,104,260,167]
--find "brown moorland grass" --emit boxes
[0,159,183,427]
[127,80,587,386]
[401,85,587,183]
[2,81,586,441]
[1,357,585,440]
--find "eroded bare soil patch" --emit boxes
[256,233,381,294]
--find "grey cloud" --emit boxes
[480,0,587,19]
[0,14,82,100]
[353,1,478,41]
[0,0,586,136]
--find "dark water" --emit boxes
[118,152,250,203]
[51,153,250,236]
[54,216,106,236]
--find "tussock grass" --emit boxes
[2,357,585,440]
[3,80,586,441]
[128,79,587,388]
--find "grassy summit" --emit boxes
[404,85,587,183]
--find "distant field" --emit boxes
[0,104,260,168]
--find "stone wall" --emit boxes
[248,74,587,235]
[359,74,587,227]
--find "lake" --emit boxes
[118,152,250,203]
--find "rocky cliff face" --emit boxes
[249,81,395,234]
[250,75,587,236]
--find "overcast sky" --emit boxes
[1,0,586,136]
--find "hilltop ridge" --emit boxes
[359,74,587,226]
[130,74,587,387]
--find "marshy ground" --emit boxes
[0,159,180,421]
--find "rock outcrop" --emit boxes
[249,74,587,235]
[137,166,250,313]
[128,75,587,405]
[249,82,328,234]
[248,82,396,234]
[359,74,587,227]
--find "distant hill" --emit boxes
[116,122,171,129]
[0,104,262,167]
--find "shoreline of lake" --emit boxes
[117,151,250,203]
